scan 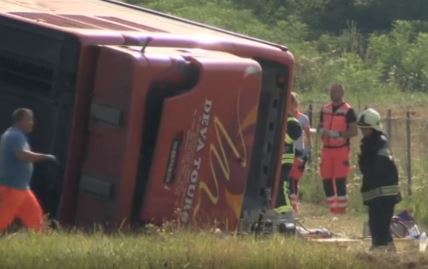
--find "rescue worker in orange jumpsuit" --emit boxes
[288,92,312,213]
[0,108,58,231]
[318,85,357,214]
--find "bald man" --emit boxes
[318,85,357,214]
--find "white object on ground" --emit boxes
[419,232,427,252]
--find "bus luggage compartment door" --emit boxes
[74,45,168,227]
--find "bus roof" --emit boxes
[1,0,286,50]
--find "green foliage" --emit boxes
[129,0,428,94]
[141,0,309,47]
[368,21,428,91]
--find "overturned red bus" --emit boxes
[0,0,295,231]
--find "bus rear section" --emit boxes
[73,44,266,230]
[138,53,264,230]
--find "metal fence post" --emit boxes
[406,110,412,196]
[308,103,313,126]
[387,109,392,140]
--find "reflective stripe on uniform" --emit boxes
[337,195,348,201]
[326,196,336,202]
[275,205,293,214]
[361,185,400,202]
[282,153,294,164]
[284,134,293,144]
[275,180,293,214]
[337,195,348,208]
[378,147,393,160]
[326,196,337,209]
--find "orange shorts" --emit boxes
[320,147,351,179]
[0,185,44,231]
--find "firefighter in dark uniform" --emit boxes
[357,108,401,251]
[275,116,302,214]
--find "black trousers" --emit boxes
[368,198,395,247]
[322,178,347,197]
[276,164,292,208]
[288,177,299,196]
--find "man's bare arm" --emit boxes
[304,126,312,147]
[340,122,358,138]
[16,150,51,163]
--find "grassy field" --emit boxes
[1,203,427,269]
[0,231,417,269]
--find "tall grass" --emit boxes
[0,230,402,269]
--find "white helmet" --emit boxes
[357,108,383,132]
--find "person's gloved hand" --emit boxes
[325,130,341,138]
[45,154,59,165]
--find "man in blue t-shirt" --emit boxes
[0,108,57,231]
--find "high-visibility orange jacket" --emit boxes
[321,102,352,148]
